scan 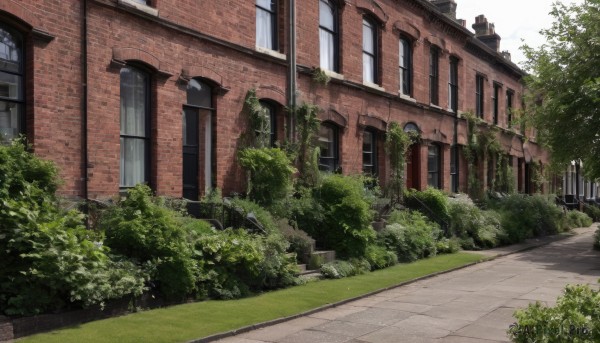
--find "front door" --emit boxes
[183,107,199,201]
[406,144,420,190]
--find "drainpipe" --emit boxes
[82,0,89,220]
[287,0,297,142]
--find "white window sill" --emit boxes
[255,46,286,60]
[363,81,385,92]
[446,108,456,114]
[118,0,159,16]
[430,104,442,110]
[322,69,345,81]
[399,93,417,103]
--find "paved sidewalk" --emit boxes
[213,226,600,343]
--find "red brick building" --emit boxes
[0,0,550,200]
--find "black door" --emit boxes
[183,107,199,200]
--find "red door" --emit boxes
[405,144,420,190]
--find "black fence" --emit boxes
[185,197,266,234]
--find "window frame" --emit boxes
[318,122,339,172]
[119,65,151,189]
[399,36,412,96]
[256,0,278,50]
[429,46,439,105]
[427,144,441,189]
[506,89,514,128]
[0,23,25,142]
[362,128,378,176]
[492,83,500,125]
[319,0,339,72]
[362,17,378,84]
[258,100,277,147]
[448,56,458,113]
[475,74,485,118]
[450,145,459,193]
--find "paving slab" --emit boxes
[213,226,600,343]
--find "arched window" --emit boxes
[318,122,339,172]
[399,37,411,96]
[256,0,278,50]
[362,17,377,84]
[120,66,150,188]
[0,24,24,141]
[319,0,338,72]
[427,144,441,189]
[362,128,377,175]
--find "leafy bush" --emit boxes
[238,147,296,206]
[193,228,298,299]
[320,259,371,279]
[436,237,462,254]
[275,219,315,264]
[489,194,565,243]
[565,210,593,229]
[380,211,439,262]
[0,141,146,316]
[405,188,451,224]
[307,174,377,258]
[100,185,198,300]
[448,201,504,249]
[583,204,600,222]
[509,284,600,343]
[365,244,398,270]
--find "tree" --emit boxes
[521,0,600,179]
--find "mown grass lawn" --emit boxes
[21,252,484,343]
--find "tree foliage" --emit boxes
[521,0,600,178]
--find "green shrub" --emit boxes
[320,259,371,279]
[448,201,504,249]
[594,228,600,250]
[405,188,451,224]
[275,219,315,264]
[0,141,146,316]
[436,237,462,254]
[565,210,593,229]
[583,204,600,222]
[379,211,439,262]
[489,194,565,243]
[364,244,398,270]
[509,284,600,343]
[308,174,377,258]
[101,185,198,300]
[230,197,280,234]
[238,147,296,206]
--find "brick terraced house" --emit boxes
[0,0,552,201]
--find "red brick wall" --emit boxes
[0,0,550,200]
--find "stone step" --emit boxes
[297,264,307,273]
[308,250,336,269]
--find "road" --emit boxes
[215,227,600,343]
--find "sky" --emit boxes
[455,0,584,66]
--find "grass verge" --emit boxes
[21,252,484,343]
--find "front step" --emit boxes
[308,250,336,270]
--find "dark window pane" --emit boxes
[187,79,212,108]
[319,0,334,30]
[0,25,22,73]
[0,101,21,141]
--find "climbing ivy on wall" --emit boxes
[243,89,271,149]
[385,122,416,204]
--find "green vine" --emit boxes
[312,67,331,86]
[463,112,509,199]
[243,89,270,148]
[289,102,321,188]
[385,122,417,204]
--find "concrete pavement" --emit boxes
[213,226,600,343]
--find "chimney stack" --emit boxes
[501,50,512,61]
[430,0,457,20]
[472,15,501,51]
[457,19,466,27]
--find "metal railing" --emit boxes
[404,193,450,235]
[185,197,266,235]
